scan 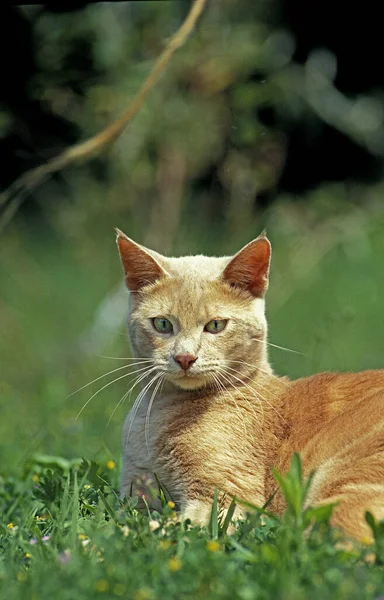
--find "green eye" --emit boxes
[152,317,173,334]
[204,319,228,334]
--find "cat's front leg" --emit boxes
[121,412,162,511]
[120,464,158,506]
[180,499,213,526]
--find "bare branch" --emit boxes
[0,0,207,230]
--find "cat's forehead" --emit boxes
[134,254,263,324]
[160,254,231,278]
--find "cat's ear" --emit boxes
[115,228,166,292]
[222,232,271,298]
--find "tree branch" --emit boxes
[0,0,207,230]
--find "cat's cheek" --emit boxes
[151,335,167,350]
[131,321,163,353]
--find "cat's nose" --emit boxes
[174,354,198,371]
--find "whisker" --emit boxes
[265,341,303,355]
[145,374,165,457]
[209,372,221,395]
[226,360,289,387]
[247,338,304,355]
[221,365,264,419]
[212,372,249,436]
[124,370,162,450]
[256,365,290,389]
[218,365,265,418]
[216,367,263,428]
[106,388,132,429]
[220,365,287,425]
[123,366,159,419]
[98,355,154,361]
[105,366,157,428]
[159,376,167,397]
[67,360,153,398]
[75,364,153,420]
[211,372,225,397]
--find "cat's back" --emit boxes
[274,369,384,476]
[283,369,384,425]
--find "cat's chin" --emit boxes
[169,374,208,391]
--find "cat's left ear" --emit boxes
[222,232,271,298]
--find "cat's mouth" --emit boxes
[169,370,208,390]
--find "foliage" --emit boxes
[1,453,383,600]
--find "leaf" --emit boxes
[272,453,316,522]
[70,470,79,548]
[262,488,278,510]
[208,488,219,539]
[228,539,258,563]
[365,511,376,533]
[220,496,237,535]
[98,490,118,524]
[291,452,302,483]
[365,511,384,565]
[304,502,335,527]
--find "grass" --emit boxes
[1,189,384,598]
[1,453,383,600]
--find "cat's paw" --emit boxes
[181,500,245,533]
[181,500,212,526]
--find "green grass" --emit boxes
[1,189,384,598]
[1,453,383,600]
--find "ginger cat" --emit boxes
[116,229,384,541]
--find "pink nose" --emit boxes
[174,354,198,371]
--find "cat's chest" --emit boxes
[123,392,172,470]
[124,390,248,470]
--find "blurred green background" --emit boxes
[1,0,384,474]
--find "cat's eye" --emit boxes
[152,317,173,334]
[204,319,228,334]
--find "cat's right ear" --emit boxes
[115,229,166,292]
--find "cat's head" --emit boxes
[116,230,271,391]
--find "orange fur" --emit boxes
[116,230,384,541]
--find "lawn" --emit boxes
[1,191,384,599]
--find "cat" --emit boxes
[116,228,384,541]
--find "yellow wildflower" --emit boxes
[106,460,115,470]
[78,533,87,541]
[360,535,372,545]
[7,523,14,529]
[32,474,39,483]
[95,579,109,592]
[25,553,31,559]
[134,587,153,600]
[167,501,175,509]
[207,540,221,552]
[114,583,126,596]
[168,557,182,572]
